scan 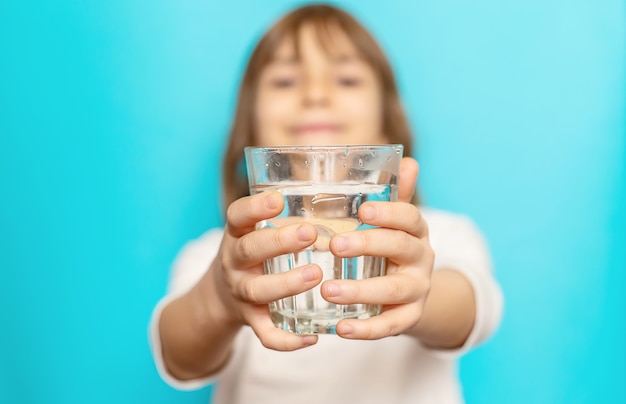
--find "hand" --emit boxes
[320,157,435,339]
[202,191,324,351]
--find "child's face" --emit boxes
[254,24,387,147]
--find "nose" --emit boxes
[301,76,330,108]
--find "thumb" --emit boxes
[397,157,419,203]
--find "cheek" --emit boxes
[255,91,296,145]
[256,91,295,123]
[342,89,386,144]
[339,89,383,129]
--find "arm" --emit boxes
[320,158,500,350]
[158,267,241,381]
[409,209,503,350]
[319,211,477,349]
[406,268,476,349]
[156,191,325,381]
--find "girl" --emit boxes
[150,4,503,403]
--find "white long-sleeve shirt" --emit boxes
[149,208,503,404]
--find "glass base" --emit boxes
[270,305,380,335]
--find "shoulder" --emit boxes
[174,228,224,267]
[420,206,465,223]
[420,206,482,239]
[180,227,225,253]
[168,228,225,294]
[419,206,491,268]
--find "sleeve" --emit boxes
[421,209,504,358]
[148,228,225,390]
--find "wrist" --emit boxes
[188,262,242,338]
[406,269,476,349]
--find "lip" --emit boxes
[290,123,342,135]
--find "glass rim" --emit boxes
[244,144,403,153]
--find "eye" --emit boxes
[270,77,296,88]
[337,76,362,87]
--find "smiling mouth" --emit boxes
[291,123,342,135]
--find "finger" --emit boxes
[397,157,419,203]
[321,271,429,305]
[233,264,323,303]
[357,202,428,238]
[226,192,284,238]
[230,222,317,268]
[335,303,422,340]
[246,305,319,351]
[330,228,430,264]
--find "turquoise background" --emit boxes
[0,0,624,403]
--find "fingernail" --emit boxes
[302,266,317,282]
[302,335,317,346]
[325,282,340,297]
[333,236,349,253]
[339,323,353,336]
[297,225,315,242]
[265,193,278,209]
[360,205,375,221]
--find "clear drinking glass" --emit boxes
[244,144,404,334]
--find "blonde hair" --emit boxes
[222,4,417,208]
